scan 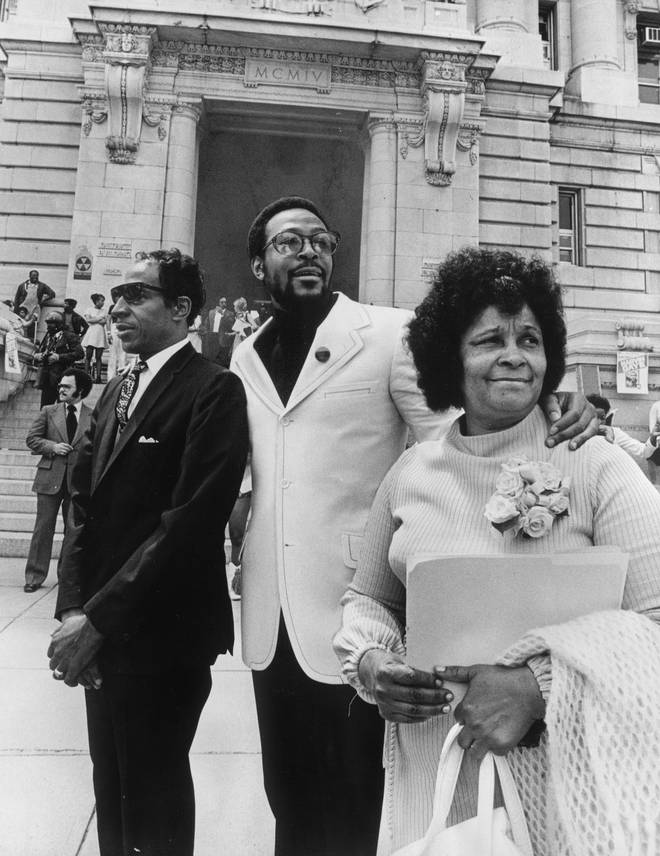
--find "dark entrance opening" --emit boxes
[195,105,365,314]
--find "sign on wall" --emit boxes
[73,246,93,280]
[616,351,649,395]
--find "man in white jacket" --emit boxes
[231,197,597,856]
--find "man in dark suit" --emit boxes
[47,248,248,856]
[33,311,84,406]
[23,368,93,593]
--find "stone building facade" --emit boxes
[1,0,660,432]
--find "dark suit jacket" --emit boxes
[55,343,249,674]
[35,330,84,390]
[63,310,89,338]
[27,402,92,495]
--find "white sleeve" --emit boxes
[333,462,408,702]
[612,428,650,461]
[389,320,457,443]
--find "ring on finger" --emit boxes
[53,669,64,679]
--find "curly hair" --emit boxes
[135,248,206,320]
[407,247,566,412]
[247,196,329,260]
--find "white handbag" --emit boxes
[391,723,534,856]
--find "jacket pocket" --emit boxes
[341,532,364,569]
[37,457,53,470]
[323,381,377,399]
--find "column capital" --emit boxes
[171,101,203,123]
[367,113,396,135]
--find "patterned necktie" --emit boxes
[115,360,147,431]
[66,404,77,443]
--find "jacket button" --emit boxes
[281,479,290,489]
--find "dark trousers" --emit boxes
[25,487,69,586]
[84,667,212,856]
[252,621,385,856]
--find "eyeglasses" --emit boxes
[111,281,166,305]
[261,230,340,257]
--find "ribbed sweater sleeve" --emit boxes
[333,455,409,701]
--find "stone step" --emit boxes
[0,510,62,533]
[0,530,62,558]
[1,426,31,440]
[0,463,34,477]
[4,415,41,428]
[0,442,31,452]
[0,479,33,496]
[0,450,33,465]
[0,494,36,513]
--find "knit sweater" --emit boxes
[333,406,660,855]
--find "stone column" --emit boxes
[475,0,543,67]
[567,0,636,104]
[161,102,202,254]
[363,116,397,306]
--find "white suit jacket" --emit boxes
[231,293,452,683]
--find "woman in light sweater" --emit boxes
[333,247,660,855]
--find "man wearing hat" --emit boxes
[62,298,89,339]
[33,311,84,407]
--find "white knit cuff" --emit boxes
[526,654,552,707]
[342,640,406,704]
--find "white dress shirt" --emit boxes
[126,338,189,419]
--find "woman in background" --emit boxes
[82,293,108,383]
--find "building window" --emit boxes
[558,188,582,265]
[539,4,557,70]
[638,24,660,104]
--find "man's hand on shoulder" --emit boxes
[541,392,599,450]
[48,611,104,688]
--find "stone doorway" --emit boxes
[194,105,366,312]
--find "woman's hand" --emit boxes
[359,649,453,723]
[436,664,545,761]
[542,392,599,450]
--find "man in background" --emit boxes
[13,268,55,316]
[62,298,89,339]
[33,311,84,407]
[23,368,93,593]
[587,393,659,463]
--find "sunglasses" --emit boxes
[111,281,166,305]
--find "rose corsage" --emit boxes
[484,456,570,539]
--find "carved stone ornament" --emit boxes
[81,95,108,136]
[615,319,654,352]
[416,55,471,186]
[99,26,157,165]
[457,122,482,165]
[624,0,640,39]
[250,0,334,14]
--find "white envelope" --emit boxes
[405,547,628,703]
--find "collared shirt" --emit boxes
[65,400,83,420]
[126,338,189,419]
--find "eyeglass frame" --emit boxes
[260,229,341,257]
[110,281,167,305]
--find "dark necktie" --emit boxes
[115,360,147,431]
[66,404,77,443]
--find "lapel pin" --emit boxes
[315,347,331,363]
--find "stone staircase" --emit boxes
[0,381,105,559]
